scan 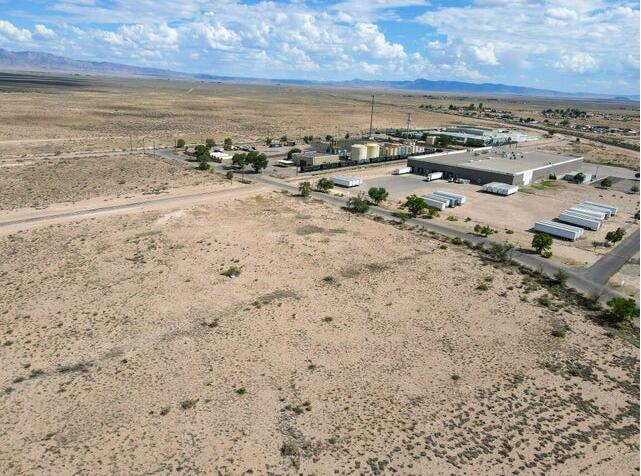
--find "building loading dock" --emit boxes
[407,147,583,186]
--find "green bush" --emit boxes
[298,181,312,197]
[346,194,370,214]
[176,138,185,148]
[317,177,334,192]
[400,195,428,217]
[605,297,638,325]
[532,232,553,256]
[367,187,389,205]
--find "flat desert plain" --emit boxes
[1,190,638,475]
[0,73,638,170]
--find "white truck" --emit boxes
[424,171,443,182]
[393,167,411,175]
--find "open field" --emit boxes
[293,164,640,268]
[0,154,226,211]
[0,191,638,474]
[0,72,638,169]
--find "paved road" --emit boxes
[581,228,640,285]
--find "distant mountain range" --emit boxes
[0,48,637,100]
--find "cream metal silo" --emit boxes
[366,143,380,159]
[351,144,367,161]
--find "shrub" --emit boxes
[205,138,216,149]
[225,170,234,182]
[367,187,389,205]
[554,269,569,286]
[235,387,247,395]
[476,283,489,291]
[198,159,210,170]
[573,172,585,184]
[601,178,612,188]
[221,266,241,278]
[605,227,625,246]
[317,177,334,192]
[400,195,428,217]
[176,138,185,148]
[474,224,495,237]
[298,181,312,197]
[180,399,197,410]
[604,297,638,325]
[532,232,553,256]
[346,194,370,214]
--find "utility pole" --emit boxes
[405,113,412,139]
[130,134,133,155]
[368,95,375,138]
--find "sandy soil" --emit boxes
[0,154,226,210]
[0,191,638,475]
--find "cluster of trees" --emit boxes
[542,108,588,118]
[232,151,268,174]
[297,181,389,214]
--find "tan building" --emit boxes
[291,151,340,167]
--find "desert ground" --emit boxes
[0,154,228,211]
[0,189,638,475]
[0,73,638,475]
[0,73,638,169]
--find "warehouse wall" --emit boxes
[407,158,517,185]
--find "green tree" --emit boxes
[232,153,247,170]
[176,138,185,148]
[605,227,625,246]
[401,195,428,217]
[280,135,288,143]
[205,138,216,149]
[346,194,370,214]
[225,170,234,182]
[316,177,334,192]
[532,232,553,256]
[287,148,302,160]
[601,178,613,188]
[224,137,233,149]
[198,158,210,170]
[299,181,312,197]
[368,187,388,205]
[325,135,333,142]
[605,297,638,324]
[249,152,268,173]
[265,137,273,146]
[344,132,350,139]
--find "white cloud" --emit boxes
[472,43,498,65]
[34,24,57,40]
[0,20,32,42]
[360,61,381,75]
[554,52,599,74]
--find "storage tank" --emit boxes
[365,143,380,159]
[350,144,367,161]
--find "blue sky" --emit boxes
[0,0,639,94]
